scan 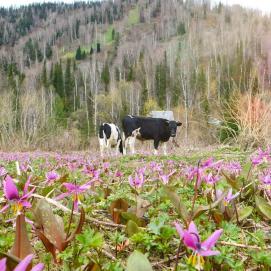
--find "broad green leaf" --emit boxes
[163,186,188,221]
[126,220,139,237]
[121,212,141,225]
[192,191,227,219]
[126,250,153,271]
[255,196,271,220]
[231,206,253,222]
[222,171,241,190]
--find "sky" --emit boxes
[213,0,271,14]
[0,0,271,14]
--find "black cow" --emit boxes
[98,123,123,156]
[122,115,182,155]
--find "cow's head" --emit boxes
[131,127,141,137]
[166,121,182,137]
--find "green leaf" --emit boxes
[121,212,141,225]
[126,250,153,271]
[192,191,227,219]
[255,196,271,220]
[126,220,139,237]
[163,186,189,221]
[222,171,241,190]
[231,206,253,222]
[76,229,104,249]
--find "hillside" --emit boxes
[0,0,270,150]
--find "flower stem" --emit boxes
[233,201,239,225]
[67,200,75,237]
[190,160,201,223]
[174,241,182,271]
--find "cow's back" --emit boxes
[122,115,169,140]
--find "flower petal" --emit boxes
[201,229,223,250]
[4,175,19,200]
[0,258,6,271]
[174,222,184,238]
[182,230,198,250]
[14,254,34,271]
[23,176,31,195]
[0,204,9,213]
[55,192,71,201]
[188,221,199,236]
[21,187,35,200]
[199,250,220,256]
[31,263,44,271]
[63,183,77,191]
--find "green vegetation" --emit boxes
[128,6,139,26]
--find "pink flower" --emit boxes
[45,171,60,184]
[55,180,94,211]
[223,188,239,206]
[204,172,220,185]
[115,170,123,178]
[175,221,223,270]
[0,175,35,215]
[0,166,7,177]
[0,258,6,271]
[251,147,271,166]
[149,161,163,172]
[160,170,176,185]
[128,173,145,189]
[0,254,44,271]
[259,170,271,185]
[223,161,242,177]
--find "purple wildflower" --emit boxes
[0,175,35,215]
[175,221,223,270]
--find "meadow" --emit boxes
[0,146,271,270]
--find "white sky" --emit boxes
[212,0,271,13]
[0,0,271,13]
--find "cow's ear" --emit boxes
[165,121,170,126]
[176,121,182,126]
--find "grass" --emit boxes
[62,25,114,59]
[1,147,271,270]
[128,5,139,26]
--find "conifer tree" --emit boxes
[75,46,82,60]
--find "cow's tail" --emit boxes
[119,139,124,154]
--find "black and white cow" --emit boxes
[98,123,123,156]
[122,115,182,155]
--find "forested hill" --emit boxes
[0,0,270,150]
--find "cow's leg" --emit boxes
[116,140,121,155]
[99,139,105,157]
[153,140,159,155]
[161,142,167,155]
[130,137,136,154]
[124,137,130,155]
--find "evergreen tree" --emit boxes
[35,41,43,62]
[75,46,82,60]
[53,62,64,98]
[112,28,115,40]
[155,52,168,108]
[81,50,86,59]
[41,61,48,88]
[45,42,52,59]
[101,62,110,92]
[97,42,101,53]
[64,58,74,111]
[75,19,80,39]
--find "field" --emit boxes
[1,146,271,270]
